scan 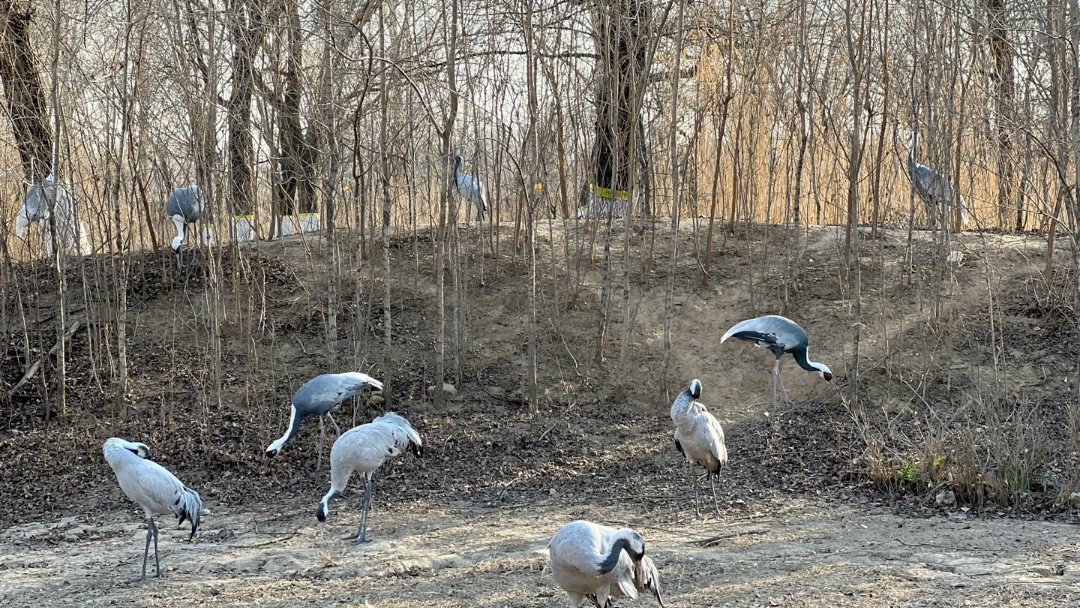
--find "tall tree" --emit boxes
[277,0,317,215]
[0,0,53,182]
[226,0,265,215]
[986,0,1016,231]
[588,0,650,208]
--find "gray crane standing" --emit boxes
[670,379,728,518]
[103,438,201,582]
[453,153,488,222]
[907,134,968,229]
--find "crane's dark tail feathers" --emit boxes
[174,487,202,539]
[729,330,777,345]
[409,440,423,458]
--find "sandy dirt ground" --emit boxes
[2,494,1078,607]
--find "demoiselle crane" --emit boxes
[167,185,204,266]
[103,438,202,582]
[266,372,384,469]
[907,134,968,229]
[671,379,727,518]
[548,520,664,608]
[721,315,833,409]
[453,153,488,222]
[315,412,422,543]
[15,174,88,255]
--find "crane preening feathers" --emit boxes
[721,315,833,409]
[548,520,664,608]
[671,379,728,518]
[103,438,202,582]
[316,412,422,543]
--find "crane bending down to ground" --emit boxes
[453,153,488,222]
[907,134,968,229]
[167,185,205,266]
[316,412,422,543]
[15,174,89,255]
[103,438,202,582]
[548,520,664,608]
[721,315,833,409]
[266,372,384,469]
[670,379,728,519]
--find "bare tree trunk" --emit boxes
[277,0,317,216]
[111,0,136,414]
[523,0,539,410]
[870,0,891,239]
[47,0,65,418]
[379,1,393,401]
[1068,0,1080,325]
[793,0,808,228]
[227,0,264,215]
[660,0,686,398]
[845,0,868,406]
[986,0,1017,231]
[321,0,338,369]
[703,0,734,286]
[0,0,53,182]
[1046,0,1067,283]
[589,0,649,205]
[436,0,459,409]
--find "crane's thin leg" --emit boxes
[689,462,702,519]
[777,368,792,405]
[771,359,780,410]
[326,412,341,436]
[709,473,722,520]
[151,519,161,578]
[344,477,374,543]
[316,417,326,470]
[139,519,153,582]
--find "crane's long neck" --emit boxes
[317,487,339,520]
[791,345,825,373]
[267,405,304,453]
[103,440,141,468]
[597,537,633,575]
[171,216,186,250]
[597,530,643,575]
[670,389,694,418]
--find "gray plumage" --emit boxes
[103,438,201,582]
[548,520,663,608]
[453,153,488,222]
[671,379,727,518]
[15,174,88,255]
[316,412,422,543]
[907,136,968,227]
[721,315,833,409]
[167,185,204,253]
[266,372,384,468]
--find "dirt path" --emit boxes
[2,496,1077,607]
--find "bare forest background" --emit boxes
[2,0,1080,525]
